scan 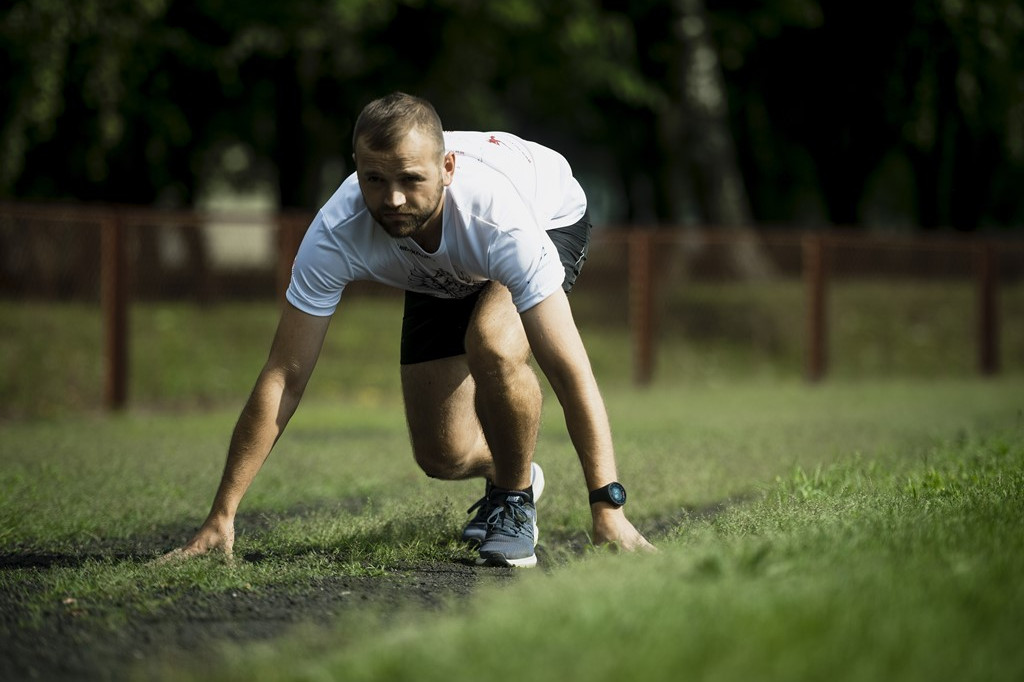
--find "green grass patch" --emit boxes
[0,297,406,418]
[146,422,1024,682]
[2,294,1023,679]
[2,376,1023,681]
[3,280,1023,417]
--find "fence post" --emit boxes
[101,212,128,410]
[629,229,656,386]
[976,242,999,375]
[803,233,827,382]
[277,214,304,303]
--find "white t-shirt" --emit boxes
[286,131,587,316]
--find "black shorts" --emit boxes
[400,214,592,365]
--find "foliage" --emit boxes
[1,0,1022,227]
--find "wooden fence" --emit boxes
[598,228,1012,386]
[0,203,1018,409]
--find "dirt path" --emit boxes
[1,510,689,681]
[1,555,520,681]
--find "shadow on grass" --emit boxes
[0,496,746,682]
[0,495,743,572]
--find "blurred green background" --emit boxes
[2,0,1023,229]
[2,0,1023,418]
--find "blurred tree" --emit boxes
[1,0,1021,231]
[661,0,779,276]
[0,0,385,206]
[409,0,668,220]
[666,0,753,227]
[707,0,828,224]
[1,0,230,203]
[711,0,1024,230]
[898,0,1024,230]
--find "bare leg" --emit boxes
[401,284,540,492]
[402,355,495,481]
[464,284,540,491]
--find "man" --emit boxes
[164,92,653,568]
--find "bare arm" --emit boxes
[159,304,332,561]
[520,290,654,552]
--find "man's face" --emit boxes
[354,128,454,242]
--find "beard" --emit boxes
[374,209,432,239]
[371,185,444,241]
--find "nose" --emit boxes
[385,187,406,209]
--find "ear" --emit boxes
[442,151,456,186]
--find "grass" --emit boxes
[185,432,1024,682]
[2,295,1023,679]
[3,376,1024,679]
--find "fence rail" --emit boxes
[2,202,1021,410]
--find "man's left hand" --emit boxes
[591,506,656,552]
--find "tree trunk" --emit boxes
[664,0,777,279]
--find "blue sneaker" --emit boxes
[461,462,544,546]
[476,488,538,568]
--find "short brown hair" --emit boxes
[352,92,445,157]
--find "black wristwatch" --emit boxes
[589,482,627,508]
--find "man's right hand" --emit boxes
[153,306,328,566]
[156,514,235,564]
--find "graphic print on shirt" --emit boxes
[407,265,486,299]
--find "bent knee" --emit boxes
[412,448,469,481]
[465,335,530,379]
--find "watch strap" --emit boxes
[589,482,626,507]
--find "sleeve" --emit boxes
[489,228,566,313]
[285,212,351,316]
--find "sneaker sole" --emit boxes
[475,552,538,568]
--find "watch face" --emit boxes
[609,482,627,506]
